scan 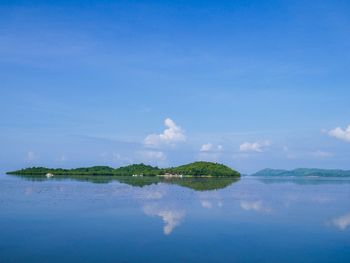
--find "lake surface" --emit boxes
[1,174,350,262]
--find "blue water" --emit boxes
[1,174,350,262]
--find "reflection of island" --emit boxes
[11,174,240,191]
[166,177,240,191]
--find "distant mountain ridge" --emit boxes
[252,168,350,177]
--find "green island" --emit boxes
[7,161,240,177]
[7,162,240,191]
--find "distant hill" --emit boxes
[163,162,240,177]
[252,168,350,177]
[7,161,240,177]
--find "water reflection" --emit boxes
[256,176,350,185]
[3,173,350,248]
[240,200,272,213]
[332,212,350,231]
[143,205,186,235]
[9,174,241,235]
[10,174,240,191]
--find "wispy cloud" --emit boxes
[198,143,223,162]
[200,143,223,152]
[239,141,270,153]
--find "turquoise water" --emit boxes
[1,174,350,262]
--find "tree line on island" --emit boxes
[7,161,241,177]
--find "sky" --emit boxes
[1,0,350,174]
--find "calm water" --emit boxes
[1,174,350,263]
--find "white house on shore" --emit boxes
[46,173,54,178]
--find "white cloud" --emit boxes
[332,213,350,230]
[144,118,186,147]
[239,141,270,152]
[143,205,185,235]
[240,200,271,213]
[198,143,224,162]
[200,143,213,152]
[329,125,350,142]
[200,143,223,152]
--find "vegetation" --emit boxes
[164,162,240,177]
[7,161,240,177]
[253,168,350,177]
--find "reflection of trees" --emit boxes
[11,174,240,191]
[166,177,240,191]
[256,177,350,185]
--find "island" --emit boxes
[7,161,241,178]
[252,168,350,177]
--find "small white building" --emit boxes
[46,173,54,178]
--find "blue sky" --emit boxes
[1,0,350,173]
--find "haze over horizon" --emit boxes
[1,0,350,174]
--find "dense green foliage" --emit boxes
[8,161,240,177]
[114,164,161,176]
[164,162,240,177]
[253,168,350,177]
[8,164,161,176]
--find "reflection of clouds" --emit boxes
[284,193,335,208]
[240,200,271,213]
[145,191,164,200]
[332,213,350,230]
[200,200,224,209]
[25,187,34,196]
[198,191,224,209]
[138,190,165,200]
[143,205,185,235]
[131,185,167,200]
[310,195,333,204]
[201,200,213,209]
